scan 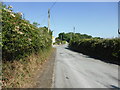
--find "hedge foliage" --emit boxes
[2,5,52,61]
[69,38,120,64]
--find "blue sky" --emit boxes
[4,2,118,38]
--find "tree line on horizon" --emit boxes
[55,32,101,44]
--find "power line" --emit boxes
[40,1,57,27]
[73,26,75,34]
[50,1,57,10]
[47,1,57,33]
[40,14,47,26]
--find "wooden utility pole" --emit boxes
[48,8,50,33]
[23,13,25,19]
[73,26,75,35]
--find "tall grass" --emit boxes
[2,47,55,88]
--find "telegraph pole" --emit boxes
[48,8,50,33]
[23,13,25,19]
[73,26,75,35]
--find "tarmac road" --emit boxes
[53,44,119,88]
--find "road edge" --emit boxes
[51,48,57,88]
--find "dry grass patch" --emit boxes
[2,47,54,88]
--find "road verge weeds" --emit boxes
[2,47,54,88]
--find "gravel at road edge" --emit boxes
[33,48,56,88]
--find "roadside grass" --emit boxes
[2,47,55,88]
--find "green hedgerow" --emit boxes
[2,4,52,61]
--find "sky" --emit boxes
[4,2,118,38]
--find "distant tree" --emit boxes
[58,32,66,40]
[57,32,93,42]
[93,37,101,39]
[55,37,60,42]
[33,22,40,27]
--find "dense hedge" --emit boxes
[2,5,52,61]
[69,38,120,65]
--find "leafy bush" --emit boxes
[2,4,52,61]
[61,41,67,44]
[69,38,120,64]
[57,32,93,43]
[53,40,67,45]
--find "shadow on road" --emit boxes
[65,47,119,66]
[110,85,120,89]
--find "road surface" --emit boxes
[53,44,119,88]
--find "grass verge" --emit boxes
[2,47,55,88]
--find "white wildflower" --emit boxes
[3,8,11,13]
[28,38,32,41]
[7,10,12,13]
[13,26,19,31]
[24,23,27,26]
[15,26,19,29]
[8,5,13,9]
[18,31,24,35]
[17,12,23,16]
[3,8,7,11]
[10,13,15,17]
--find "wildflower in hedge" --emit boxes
[17,12,23,16]
[24,23,27,26]
[18,31,24,35]
[3,8,12,13]
[3,8,6,11]
[2,3,52,61]
[7,10,12,13]
[3,8,7,11]
[8,5,13,9]
[15,26,19,30]
[10,13,15,17]
[13,26,19,32]
[28,38,32,41]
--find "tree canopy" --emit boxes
[57,32,94,42]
